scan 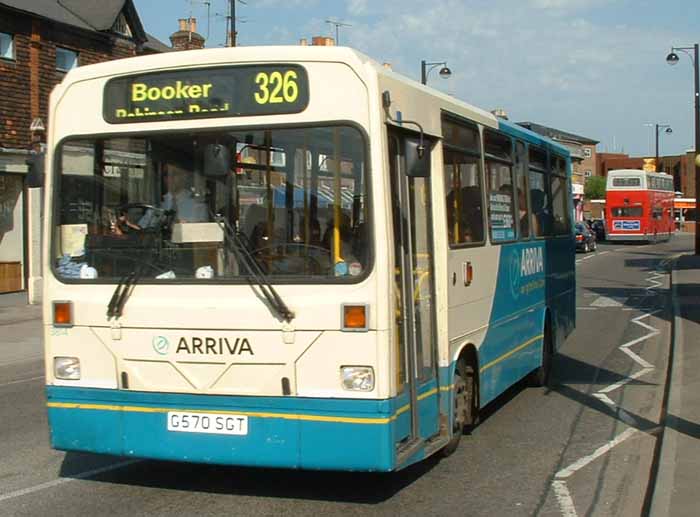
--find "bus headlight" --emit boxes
[341,366,374,392]
[54,357,81,380]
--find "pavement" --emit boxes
[0,291,41,325]
[649,253,700,517]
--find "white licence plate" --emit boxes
[167,411,248,436]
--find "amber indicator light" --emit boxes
[343,305,367,330]
[53,301,73,327]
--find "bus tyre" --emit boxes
[529,321,553,388]
[442,360,477,457]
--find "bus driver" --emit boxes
[114,163,208,233]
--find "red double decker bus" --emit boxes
[605,169,674,242]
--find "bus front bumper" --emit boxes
[46,386,402,472]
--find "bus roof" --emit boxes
[608,169,671,177]
[56,45,501,133]
[497,118,571,156]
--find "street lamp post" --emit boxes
[654,123,672,171]
[420,60,452,85]
[666,43,700,254]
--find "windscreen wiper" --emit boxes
[113,264,146,319]
[107,272,131,319]
[213,213,295,322]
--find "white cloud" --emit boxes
[347,0,369,16]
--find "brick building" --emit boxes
[0,0,167,294]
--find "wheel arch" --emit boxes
[451,342,480,408]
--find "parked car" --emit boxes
[575,222,597,253]
[590,219,606,241]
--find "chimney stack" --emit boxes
[311,36,335,46]
[170,17,205,50]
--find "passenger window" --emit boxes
[485,131,515,242]
[551,173,570,234]
[515,141,530,239]
[529,168,551,237]
[444,149,484,245]
[442,117,484,246]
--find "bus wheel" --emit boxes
[442,360,476,457]
[528,321,553,388]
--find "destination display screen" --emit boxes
[103,64,309,123]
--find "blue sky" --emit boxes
[134,0,700,157]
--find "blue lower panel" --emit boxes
[46,387,397,472]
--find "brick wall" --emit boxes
[0,7,138,150]
[0,9,31,149]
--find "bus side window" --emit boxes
[442,116,484,246]
[528,146,550,237]
[550,155,570,235]
[515,141,530,239]
[484,130,516,243]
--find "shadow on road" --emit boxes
[554,354,657,388]
[58,449,441,504]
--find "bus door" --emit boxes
[388,130,441,454]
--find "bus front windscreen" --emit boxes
[52,125,370,283]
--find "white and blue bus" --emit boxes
[43,46,575,471]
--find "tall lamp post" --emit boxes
[654,124,672,171]
[421,60,452,85]
[666,44,700,254]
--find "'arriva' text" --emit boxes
[521,247,544,276]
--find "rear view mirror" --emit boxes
[25,152,45,188]
[405,138,431,178]
[203,144,231,177]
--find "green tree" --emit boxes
[584,176,606,200]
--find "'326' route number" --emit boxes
[254,70,299,105]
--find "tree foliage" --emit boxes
[584,176,606,200]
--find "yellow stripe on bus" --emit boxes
[46,402,395,425]
[479,334,544,373]
[47,387,446,426]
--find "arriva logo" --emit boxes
[152,336,170,355]
[520,247,544,277]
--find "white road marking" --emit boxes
[590,296,626,308]
[552,481,578,517]
[0,376,43,388]
[620,348,654,369]
[645,273,663,291]
[555,428,638,480]
[576,307,598,311]
[598,251,610,256]
[553,267,665,517]
[593,393,615,406]
[598,367,653,394]
[0,460,138,503]
[581,255,595,260]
